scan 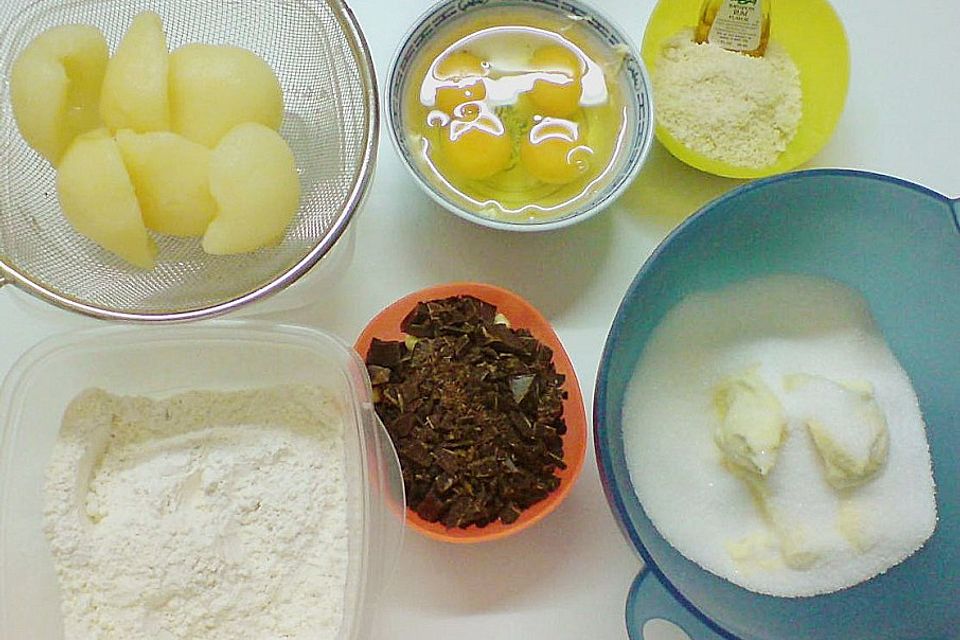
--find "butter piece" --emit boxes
[837,500,873,552]
[737,477,823,571]
[713,371,787,476]
[778,526,822,570]
[726,530,782,573]
[786,374,889,490]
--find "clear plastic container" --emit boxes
[0,321,404,639]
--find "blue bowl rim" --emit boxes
[593,167,958,640]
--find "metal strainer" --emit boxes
[0,0,377,322]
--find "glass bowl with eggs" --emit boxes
[386,0,654,231]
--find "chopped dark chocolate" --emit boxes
[366,295,568,530]
[366,338,403,368]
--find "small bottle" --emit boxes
[695,0,770,57]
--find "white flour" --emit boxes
[44,385,349,639]
[623,275,938,597]
[654,29,802,168]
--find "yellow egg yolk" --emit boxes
[520,118,593,185]
[438,113,512,180]
[527,45,583,118]
[434,50,488,115]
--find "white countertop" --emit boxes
[1,1,958,639]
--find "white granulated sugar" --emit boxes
[623,274,938,597]
[654,29,802,168]
[44,385,349,639]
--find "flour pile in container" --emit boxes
[622,274,938,597]
[44,385,348,639]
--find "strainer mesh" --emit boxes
[0,0,373,316]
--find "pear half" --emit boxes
[202,123,300,255]
[57,130,156,269]
[11,24,108,164]
[100,11,170,132]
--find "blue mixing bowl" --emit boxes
[594,169,959,640]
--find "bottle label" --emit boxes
[709,0,762,52]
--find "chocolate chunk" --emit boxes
[390,413,417,438]
[400,440,433,467]
[481,323,526,354]
[435,448,461,475]
[415,492,445,522]
[366,339,403,368]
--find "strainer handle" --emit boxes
[626,570,727,640]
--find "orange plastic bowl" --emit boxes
[355,282,587,544]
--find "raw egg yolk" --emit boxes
[528,45,583,118]
[439,114,512,180]
[434,50,488,115]
[520,118,593,185]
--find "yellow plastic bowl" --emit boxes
[641,0,850,179]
